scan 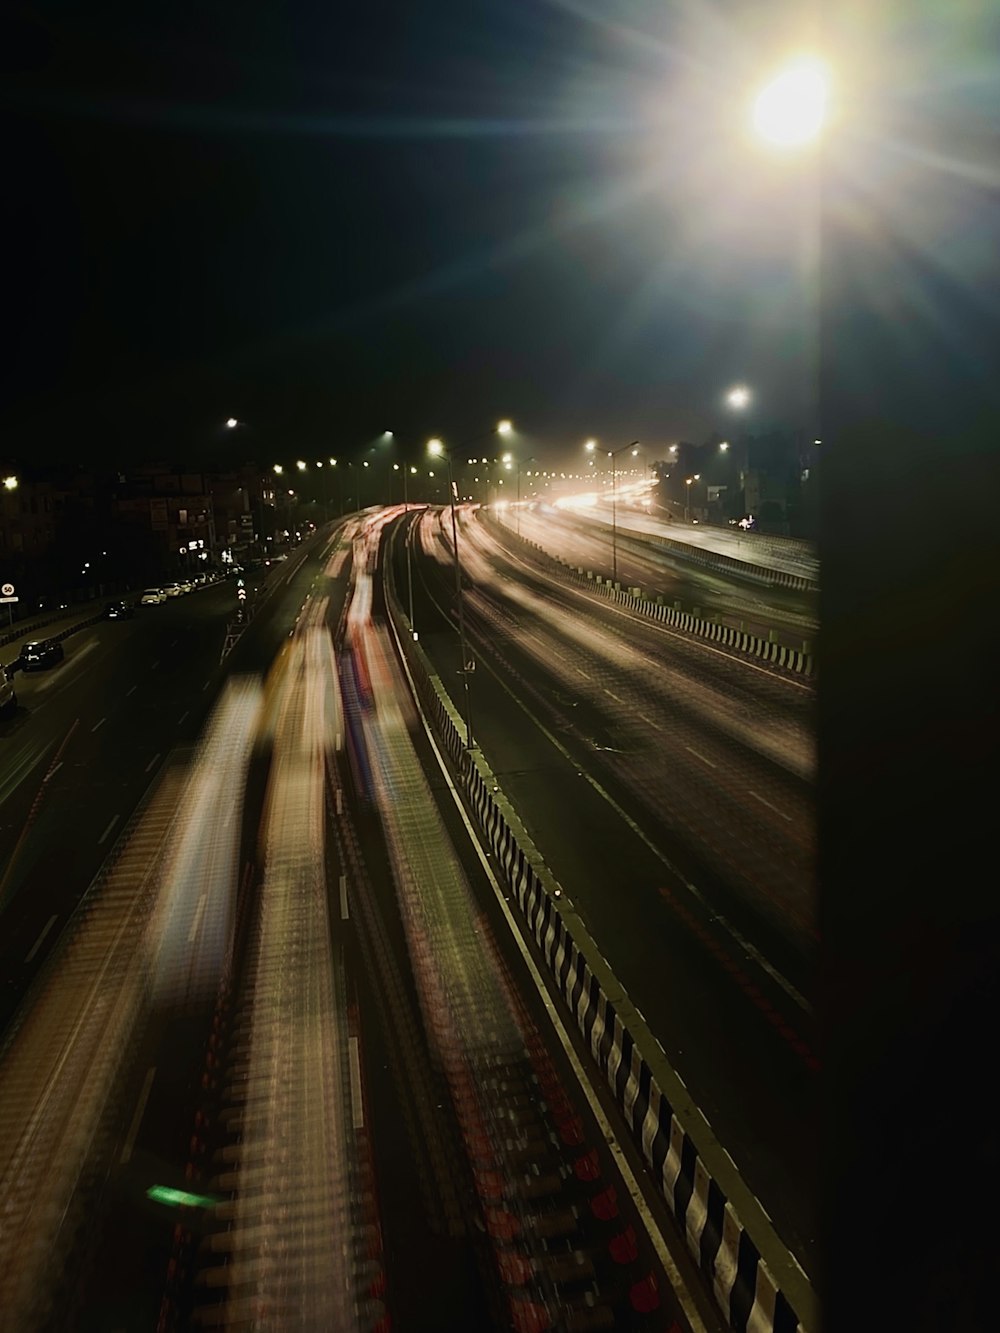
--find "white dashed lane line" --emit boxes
[97,814,120,845]
[145,753,160,773]
[750,789,792,823]
[24,915,58,964]
[684,744,717,770]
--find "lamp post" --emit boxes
[602,441,639,585]
[428,419,512,748]
[502,453,535,536]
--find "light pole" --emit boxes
[604,441,639,585]
[428,419,512,748]
[502,453,535,536]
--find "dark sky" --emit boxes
[3,2,998,470]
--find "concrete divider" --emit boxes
[382,543,816,1333]
[484,515,815,678]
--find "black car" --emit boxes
[104,600,135,620]
[20,638,65,671]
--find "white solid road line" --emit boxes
[24,914,58,964]
[750,789,793,823]
[347,1037,364,1130]
[98,814,120,845]
[388,602,712,1333]
[339,874,349,920]
[187,892,207,944]
[145,752,160,773]
[120,1066,157,1165]
[684,744,717,770]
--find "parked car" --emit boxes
[141,588,166,605]
[104,599,135,620]
[19,638,65,671]
[0,667,16,716]
[176,580,193,594]
[162,583,183,598]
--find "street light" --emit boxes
[272,463,283,475]
[226,417,238,429]
[427,421,511,748]
[726,385,751,410]
[596,440,639,585]
[752,57,830,149]
[296,460,306,471]
[3,476,18,491]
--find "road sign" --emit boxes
[1,583,14,596]
[0,596,18,604]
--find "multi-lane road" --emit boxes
[0,517,722,1332]
[398,505,819,1277]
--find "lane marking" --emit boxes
[497,533,813,693]
[202,679,211,691]
[417,564,813,1013]
[603,687,624,703]
[151,660,160,671]
[178,710,189,726]
[24,914,58,964]
[339,874,349,920]
[750,790,793,823]
[120,1066,157,1165]
[684,744,717,770]
[145,753,160,774]
[91,717,106,733]
[187,892,207,944]
[126,685,138,697]
[637,713,663,731]
[389,606,711,1333]
[98,814,120,845]
[347,1036,364,1129]
[43,760,63,784]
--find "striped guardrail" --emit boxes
[382,544,816,1333]
[484,515,815,678]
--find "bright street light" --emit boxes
[226,417,238,429]
[584,439,597,452]
[383,431,393,439]
[497,420,513,436]
[720,441,730,451]
[296,460,306,471]
[727,385,751,410]
[3,475,18,491]
[752,57,830,148]
[273,464,283,475]
[428,438,444,457]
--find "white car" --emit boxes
[177,580,193,594]
[162,583,182,598]
[141,588,166,605]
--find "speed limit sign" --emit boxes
[1,583,13,597]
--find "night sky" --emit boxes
[4,1,829,470]
[3,2,999,470]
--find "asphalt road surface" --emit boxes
[398,505,819,1277]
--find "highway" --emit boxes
[549,495,819,584]
[397,505,819,1277]
[0,514,714,1332]
[496,507,817,650]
